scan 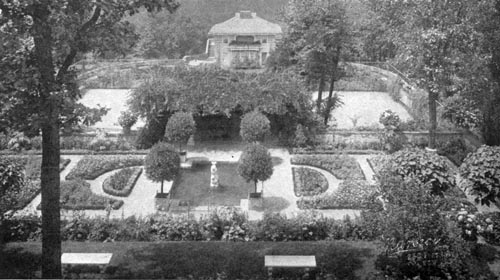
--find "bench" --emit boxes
[264,255,316,279]
[61,253,113,276]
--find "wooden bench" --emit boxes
[61,253,113,276]
[264,255,316,279]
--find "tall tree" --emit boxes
[0,1,179,277]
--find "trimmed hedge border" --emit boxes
[65,155,144,180]
[291,154,366,180]
[292,167,329,197]
[103,167,142,197]
[291,148,384,155]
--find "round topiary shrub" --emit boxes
[144,142,180,194]
[164,112,196,151]
[459,145,500,206]
[240,110,270,143]
[238,143,273,193]
[382,148,454,195]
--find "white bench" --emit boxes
[264,255,316,279]
[61,253,113,275]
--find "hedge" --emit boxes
[291,154,365,180]
[65,155,144,180]
[102,167,142,197]
[292,167,329,196]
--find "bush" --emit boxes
[380,148,454,195]
[102,167,142,197]
[118,111,138,129]
[379,110,401,130]
[297,180,379,209]
[291,154,365,180]
[240,110,271,143]
[65,155,144,180]
[459,145,500,206]
[7,132,31,151]
[437,137,473,166]
[144,142,179,194]
[292,167,328,196]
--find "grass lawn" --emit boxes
[1,241,380,279]
[170,161,254,207]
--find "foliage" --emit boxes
[65,155,144,180]
[164,111,196,150]
[297,180,379,210]
[7,132,32,152]
[37,180,123,210]
[102,167,142,197]
[292,167,328,197]
[60,103,110,133]
[459,145,500,206]
[436,137,474,166]
[380,148,454,195]
[118,111,138,129]
[441,95,482,129]
[237,143,273,192]
[239,110,270,143]
[291,154,365,180]
[293,124,308,147]
[144,142,180,184]
[379,110,401,130]
[0,158,25,218]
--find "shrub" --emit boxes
[102,167,142,197]
[437,137,473,166]
[237,143,273,193]
[7,132,31,151]
[293,124,308,147]
[380,148,454,195]
[459,145,500,206]
[292,167,328,196]
[240,110,271,143]
[65,155,144,180]
[291,154,365,180]
[118,111,138,129]
[297,180,379,209]
[379,110,401,130]
[144,142,179,194]
[0,158,25,217]
[164,112,196,151]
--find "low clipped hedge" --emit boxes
[103,167,142,197]
[297,180,379,210]
[292,167,328,197]
[65,155,144,180]
[291,154,365,180]
[37,179,123,210]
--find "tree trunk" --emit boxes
[33,2,62,278]
[161,180,164,194]
[324,72,336,125]
[316,72,326,112]
[254,180,258,193]
[428,90,438,149]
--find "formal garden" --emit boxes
[3,0,500,279]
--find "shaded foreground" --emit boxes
[0,241,379,279]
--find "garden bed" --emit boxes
[37,179,123,210]
[292,167,328,197]
[102,167,142,197]
[65,155,144,180]
[291,154,365,180]
[297,180,379,210]
[169,161,254,207]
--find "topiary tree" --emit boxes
[381,148,454,196]
[459,145,500,206]
[294,124,308,147]
[238,143,274,193]
[164,111,196,152]
[144,142,180,194]
[240,110,271,143]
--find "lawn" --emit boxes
[1,241,379,279]
[169,161,254,207]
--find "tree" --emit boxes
[144,142,180,194]
[238,143,273,193]
[118,111,138,135]
[0,158,24,219]
[0,1,179,277]
[240,110,270,143]
[459,145,500,206]
[164,111,196,152]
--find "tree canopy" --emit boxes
[238,143,274,193]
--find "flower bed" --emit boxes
[102,167,142,197]
[65,155,143,180]
[366,155,390,176]
[291,154,365,180]
[297,180,379,209]
[37,179,123,210]
[292,167,328,197]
